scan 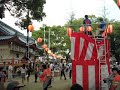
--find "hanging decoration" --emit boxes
[42,44,47,49]
[106,24,114,34]
[117,0,120,7]
[79,26,85,32]
[28,25,34,32]
[37,38,42,43]
[87,26,93,31]
[45,48,49,52]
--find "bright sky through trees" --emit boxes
[1,0,120,36]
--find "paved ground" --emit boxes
[4,75,72,90]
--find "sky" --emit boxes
[1,0,120,36]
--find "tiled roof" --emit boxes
[0,21,41,50]
[18,36,35,44]
[0,20,35,44]
[0,36,14,40]
[0,20,23,36]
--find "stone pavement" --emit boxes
[4,75,72,90]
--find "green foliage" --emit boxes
[110,21,120,60]
[114,0,117,4]
[32,15,120,62]
[3,0,46,20]
[32,25,70,56]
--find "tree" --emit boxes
[65,15,99,32]
[0,0,46,20]
[32,25,70,55]
[110,21,120,62]
[32,15,105,60]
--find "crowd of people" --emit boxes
[0,15,108,90]
[0,60,73,90]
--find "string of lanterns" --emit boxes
[67,24,114,37]
[102,24,114,37]
[37,38,64,59]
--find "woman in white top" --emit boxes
[8,63,13,81]
[20,64,27,84]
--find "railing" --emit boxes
[10,43,26,52]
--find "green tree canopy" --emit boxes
[0,0,46,20]
[32,15,104,60]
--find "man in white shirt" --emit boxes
[8,63,13,81]
[50,62,54,71]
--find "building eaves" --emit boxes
[0,36,14,40]
[0,20,23,36]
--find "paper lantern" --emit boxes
[87,26,93,31]
[67,27,73,36]
[117,0,120,7]
[52,54,55,57]
[37,38,42,43]
[79,27,85,32]
[28,25,34,32]
[56,56,61,58]
[42,44,47,49]
[106,25,113,34]
[45,48,49,51]
[47,50,51,54]
[102,31,106,37]
[50,53,53,56]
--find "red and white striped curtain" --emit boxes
[71,33,110,90]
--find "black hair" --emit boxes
[99,18,103,21]
[0,67,2,71]
[85,15,88,19]
[70,84,83,90]
[112,68,119,73]
[47,64,50,68]
[22,64,25,69]
[42,64,47,70]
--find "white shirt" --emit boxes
[20,67,27,73]
[68,63,72,70]
[50,64,53,70]
[8,65,13,72]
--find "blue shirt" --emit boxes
[83,19,92,26]
[99,21,106,30]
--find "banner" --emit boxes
[71,33,110,90]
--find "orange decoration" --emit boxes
[50,53,53,56]
[67,27,73,36]
[87,26,92,31]
[47,50,51,54]
[52,54,55,57]
[79,27,85,32]
[118,0,120,7]
[42,44,47,49]
[28,25,34,32]
[102,31,106,37]
[45,48,49,51]
[106,25,114,34]
[37,38,42,43]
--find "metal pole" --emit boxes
[26,29,29,60]
[43,24,46,59]
[48,28,50,60]
[44,24,46,44]
[26,10,30,60]
[48,28,50,49]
